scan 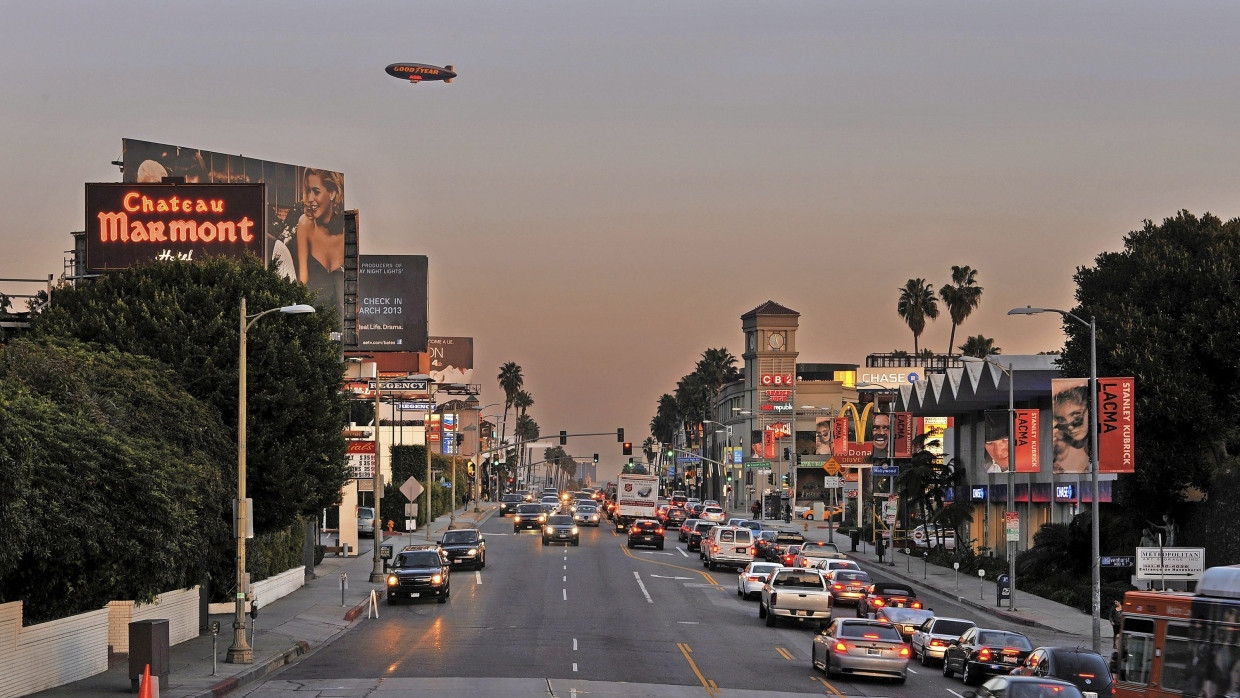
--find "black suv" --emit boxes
[1013,646,1114,696]
[499,493,525,516]
[438,528,486,570]
[627,519,665,550]
[513,503,547,532]
[386,546,451,603]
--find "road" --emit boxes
[236,515,1071,697]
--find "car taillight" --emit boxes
[911,601,923,609]
[872,598,885,607]
[769,592,778,605]
[978,647,992,661]
[1002,647,1020,655]
[832,640,851,654]
[898,645,910,658]
[930,638,948,647]
[748,547,756,556]
[656,528,664,535]
[832,583,845,591]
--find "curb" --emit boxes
[204,641,309,698]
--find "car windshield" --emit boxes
[502,494,523,502]
[577,504,597,511]
[1050,650,1109,677]
[1009,683,1084,698]
[548,516,574,525]
[839,623,902,642]
[977,631,1032,649]
[751,564,781,574]
[517,505,543,514]
[834,571,869,582]
[395,551,441,568]
[935,620,974,636]
[876,585,914,595]
[441,531,477,544]
[774,572,824,589]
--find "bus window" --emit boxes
[1161,621,1209,694]
[1119,630,1154,684]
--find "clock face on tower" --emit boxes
[768,331,785,350]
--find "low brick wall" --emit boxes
[207,566,305,615]
[0,602,108,698]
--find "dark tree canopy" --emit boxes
[29,256,350,530]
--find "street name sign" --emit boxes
[873,465,899,476]
[745,461,771,469]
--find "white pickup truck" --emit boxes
[759,567,834,629]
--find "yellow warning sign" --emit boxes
[823,458,840,476]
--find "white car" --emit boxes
[699,506,726,523]
[909,524,956,550]
[910,616,975,666]
[737,561,783,600]
[812,558,862,574]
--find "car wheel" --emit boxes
[542,539,548,546]
[438,587,449,604]
[942,655,954,678]
[480,553,486,569]
[824,653,838,678]
[962,660,981,686]
[738,587,744,597]
[573,539,579,546]
[758,602,767,618]
[895,673,907,685]
[765,607,777,627]
[707,560,717,571]
[919,646,930,666]
[703,559,710,568]
[657,543,664,550]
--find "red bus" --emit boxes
[1116,565,1240,698]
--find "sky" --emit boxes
[5,1,1240,481]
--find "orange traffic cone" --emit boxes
[138,663,152,698]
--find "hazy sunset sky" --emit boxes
[5,2,1240,480]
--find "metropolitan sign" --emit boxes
[1136,547,1205,580]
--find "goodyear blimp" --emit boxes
[385,63,456,84]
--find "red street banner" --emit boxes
[1097,377,1135,473]
[1013,409,1041,473]
[893,412,914,459]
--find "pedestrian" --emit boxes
[1111,600,1123,647]
[751,500,761,520]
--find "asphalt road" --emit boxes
[235,515,1070,697]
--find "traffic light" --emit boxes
[617,428,624,442]
[623,441,633,456]
[781,473,789,486]
[666,446,674,458]
[767,472,774,485]
[726,472,733,483]
[783,447,790,461]
[593,453,598,464]
[559,430,567,446]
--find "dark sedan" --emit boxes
[688,521,718,553]
[542,515,579,546]
[627,519,665,550]
[972,676,1085,698]
[437,529,486,570]
[942,626,1034,685]
[385,546,451,604]
[1010,646,1114,697]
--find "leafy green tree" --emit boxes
[0,339,233,622]
[1061,211,1240,509]
[939,266,983,358]
[958,334,1000,358]
[29,257,350,532]
[897,278,940,355]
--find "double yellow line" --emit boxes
[677,643,720,696]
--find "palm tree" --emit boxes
[959,334,1000,358]
[496,362,523,474]
[512,390,534,482]
[650,393,679,446]
[897,278,940,355]
[939,266,984,358]
[513,412,538,487]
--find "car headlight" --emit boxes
[431,573,443,585]
[545,525,554,534]
[572,527,579,535]
[590,515,598,521]
[538,514,547,522]
[387,575,398,586]
[466,548,477,556]
[514,515,522,522]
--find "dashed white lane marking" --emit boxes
[633,570,654,603]
[563,588,567,601]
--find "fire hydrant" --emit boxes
[386,519,395,532]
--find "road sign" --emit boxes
[745,461,771,469]
[677,455,701,463]
[1005,511,1019,542]
[1101,556,1135,568]
[823,476,842,488]
[399,477,424,501]
[371,377,429,392]
[823,458,840,476]
[1136,547,1206,580]
[873,465,899,476]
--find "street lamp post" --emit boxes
[1010,305,1101,652]
[228,298,315,665]
[963,356,1018,610]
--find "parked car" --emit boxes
[969,676,1085,698]
[874,607,935,642]
[824,569,872,606]
[627,519,665,550]
[857,582,922,617]
[737,561,783,600]
[811,618,909,683]
[759,567,834,628]
[942,627,1034,685]
[542,515,579,546]
[358,506,375,534]
[1010,646,1114,697]
[908,524,956,550]
[910,616,976,666]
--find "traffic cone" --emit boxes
[138,663,152,698]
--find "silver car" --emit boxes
[812,618,909,684]
[357,506,375,534]
[910,616,975,666]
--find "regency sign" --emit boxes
[85,183,266,272]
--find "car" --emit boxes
[942,627,1035,685]
[358,506,376,534]
[627,519,665,549]
[1010,646,1114,697]
[654,504,671,523]
[685,498,701,514]
[513,503,548,532]
[737,520,764,537]
[540,496,561,513]
[908,524,956,550]
[811,618,909,683]
[968,676,1086,698]
[874,607,935,642]
[669,492,688,508]
[795,504,843,520]
[824,569,872,606]
[726,517,749,528]
[572,503,602,527]
[542,515,579,546]
[703,526,756,571]
[699,506,726,523]
[752,530,779,559]
[857,582,923,617]
[737,561,783,600]
[678,518,699,542]
[811,559,862,574]
[688,521,718,553]
[910,616,976,666]
[664,507,689,528]
[437,528,486,570]
[499,493,525,516]
[765,529,806,562]
[795,541,847,567]
[760,567,834,628]
[779,544,804,567]
[386,545,451,604]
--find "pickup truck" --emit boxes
[758,567,834,628]
[794,541,847,567]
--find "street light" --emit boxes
[1009,305,1101,652]
[962,356,1018,610]
[228,299,314,665]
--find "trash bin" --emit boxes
[128,619,170,693]
[996,574,1011,607]
[850,529,860,552]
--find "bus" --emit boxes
[1116,565,1240,698]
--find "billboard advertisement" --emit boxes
[1097,377,1136,473]
[1052,377,1134,474]
[984,409,1041,473]
[357,255,429,352]
[84,183,265,272]
[347,440,376,480]
[428,337,474,385]
[122,139,353,337]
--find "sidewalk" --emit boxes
[726,506,1098,639]
[31,503,500,698]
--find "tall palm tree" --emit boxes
[959,334,1000,358]
[511,390,534,482]
[496,362,523,471]
[513,412,538,487]
[650,393,679,446]
[939,266,983,358]
[897,278,940,355]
